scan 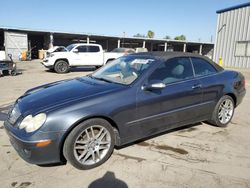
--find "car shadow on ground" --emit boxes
[45,66,97,73]
[70,67,97,72]
[88,171,128,188]
[37,161,66,167]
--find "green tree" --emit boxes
[174,35,186,41]
[164,35,171,39]
[147,30,155,38]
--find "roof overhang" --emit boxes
[217,2,250,14]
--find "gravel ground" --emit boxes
[0,60,250,188]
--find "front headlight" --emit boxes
[19,113,47,133]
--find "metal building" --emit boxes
[0,26,214,61]
[214,2,250,68]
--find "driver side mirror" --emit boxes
[142,80,166,91]
[72,49,79,53]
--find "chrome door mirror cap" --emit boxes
[142,81,166,91]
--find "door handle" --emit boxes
[192,84,202,89]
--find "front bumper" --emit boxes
[236,88,246,107]
[42,59,54,69]
[4,120,66,165]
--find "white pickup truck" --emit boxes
[42,43,124,73]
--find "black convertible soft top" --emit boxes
[132,52,224,72]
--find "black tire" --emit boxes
[95,66,101,69]
[11,70,17,76]
[207,95,235,127]
[106,59,114,64]
[63,118,115,170]
[54,60,69,74]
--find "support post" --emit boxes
[199,44,203,55]
[164,42,168,52]
[49,33,54,48]
[142,41,146,48]
[183,43,186,52]
[117,39,120,48]
[87,36,90,44]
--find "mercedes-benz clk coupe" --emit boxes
[4,52,246,170]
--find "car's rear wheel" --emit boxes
[208,95,235,127]
[54,60,69,73]
[63,118,115,170]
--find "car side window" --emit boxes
[148,57,194,84]
[191,57,217,77]
[88,46,100,52]
[76,46,88,53]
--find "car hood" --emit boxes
[51,51,70,56]
[47,46,66,53]
[16,77,124,116]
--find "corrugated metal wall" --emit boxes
[214,6,250,68]
[4,31,28,60]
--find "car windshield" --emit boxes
[91,56,155,85]
[55,47,67,52]
[66,44,77,52]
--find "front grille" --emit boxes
[8,104,21,125]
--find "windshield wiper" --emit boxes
[89,75,113,83]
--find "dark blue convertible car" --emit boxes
[4,52,246,169]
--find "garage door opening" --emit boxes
[28,34,44,59]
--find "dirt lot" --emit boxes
[0,60,250,188]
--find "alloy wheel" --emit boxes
[57,62,67,72]
[73,125,111,166]
[218,98,234,124]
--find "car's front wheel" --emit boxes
[63,118,115,170]
[208,95,235,127]
[54,60,69,73]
